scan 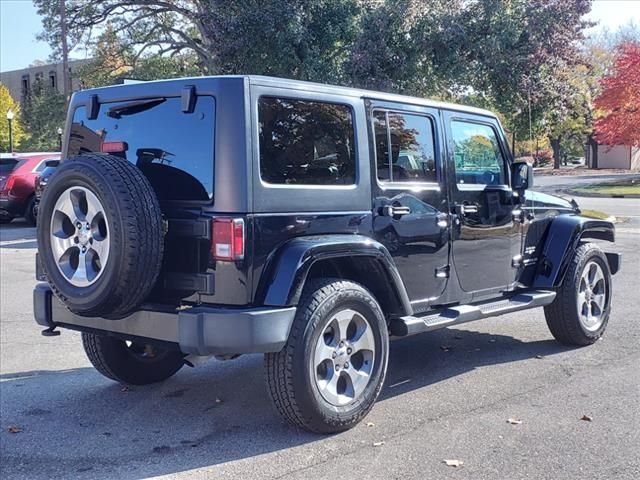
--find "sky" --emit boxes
[1,0,640,72]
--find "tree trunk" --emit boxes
[550,137,561,169]
[587,135,598,169]
[59,0,70,107]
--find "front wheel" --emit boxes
[265,279,389,433]
[544,243,612,346]
[82,332,184,385]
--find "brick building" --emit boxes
[0,59,90,102]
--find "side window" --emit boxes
[373,111,437,183]
[451,121,507,186]
[258,97,356,185]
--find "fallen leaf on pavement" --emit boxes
[366,422,375,427]
[373,441,385,447]
[507,418,523,425]
[215,397,223,404]
[443,459,463,467]
[581,415,592,422]
[120,386,130,392]
[7,426,21,433]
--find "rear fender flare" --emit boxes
[533,215,615,289]
[256,234,412,315]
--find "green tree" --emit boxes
[0,84,25,152]
[33,0,598,168]
[20,81,66,152]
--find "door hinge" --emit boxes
[435,265,450,278]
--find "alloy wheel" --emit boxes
[313,308,376,406]
[50,186,110,287]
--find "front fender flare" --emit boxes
[256,234,412,314]
[533,215,615,289]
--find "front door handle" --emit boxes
[381,205,411,217]
[454,204,478,216]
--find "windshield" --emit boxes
[68,96,215,202]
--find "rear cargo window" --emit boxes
[258,97,356,185]
[68,96,215,201]
[0,157,20,174]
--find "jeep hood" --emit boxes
[524,190,580,214]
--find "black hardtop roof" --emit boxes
[70,74,497,118]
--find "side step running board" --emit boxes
[389,290,556,337]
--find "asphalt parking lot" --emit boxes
[1,197,639,480]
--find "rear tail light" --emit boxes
[101,141,128,153]
[4,176,16,193]
[211,218,245,261]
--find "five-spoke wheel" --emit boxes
[265,279,389,433]
[50,186,109,287]
[545,243,612,346]
[313,309,376,406]
[577,260,607,332]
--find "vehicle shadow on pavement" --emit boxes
[0,329,572,479]
[381,327,572,400]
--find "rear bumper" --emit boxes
[0,196,24,219]
[33,284,296,355]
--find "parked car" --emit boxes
[33,76,620,433]
[0,152,60,225]
[34,159,60,215]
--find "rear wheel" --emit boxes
[265,279,389,433]
[24,196,37,226]
[82,332,184,385]
[544,243,612,346]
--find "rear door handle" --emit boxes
[454,204,478,216]
[381,205,411,217]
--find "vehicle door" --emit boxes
[369,101,450,311]
[443,111,521,294]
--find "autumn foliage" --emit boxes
[593,43,640,147]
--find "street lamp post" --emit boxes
[6,109,14,153]
[57,127,63,151]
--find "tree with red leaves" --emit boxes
[594,43,640,147]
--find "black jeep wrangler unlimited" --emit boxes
[34,76,620,433]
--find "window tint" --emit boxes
[69,96,215,201]
[374,111,437,183]
[259,97,355,185]
[451,121,506,186]
[0,158,19,174]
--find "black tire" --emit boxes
[24,196,37,226]
[37,154,164,319]
[82,332,184,385]
[544,243,612,346]
[265,279,389,434]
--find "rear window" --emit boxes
[0,157,20,174]
[258,97,356,185]
[68,96,215,201]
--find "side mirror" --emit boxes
[512,161,533,192]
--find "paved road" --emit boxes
[534,172,640,190]
[1,215,639,480]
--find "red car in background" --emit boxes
[0,152,61,225]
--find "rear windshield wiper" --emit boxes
[106,98,166,119]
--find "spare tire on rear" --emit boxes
[37,154,164,319]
